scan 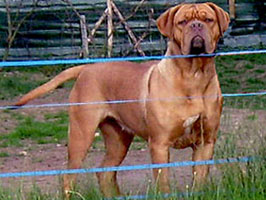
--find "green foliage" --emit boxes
[247,114,258,121]
[215,54,266,109]
[187,149,266,200]
[0,72,46,100]
[216,54,265,92]
[0,111,68,146]
[0,152,9,157]
[0,185,60,200]
[0,65,73,100]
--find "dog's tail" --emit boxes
[14,65,85,106]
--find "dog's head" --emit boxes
[157,3,230,55]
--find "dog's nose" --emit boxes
[190,21,203,32]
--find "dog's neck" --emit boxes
[161,40,216,76]
[156,40,218,97]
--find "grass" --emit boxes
[0,136,265,200]
[0,65,73,100]
[193,145,265,200]
[0,111,69,147]
[215,54,266,109]
[0,185,62,200]
[0,152,9,157]
[0,72,47,100]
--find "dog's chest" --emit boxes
[170,114,201,149]
[183,114,200,134]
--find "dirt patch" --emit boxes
[0,141,196,195]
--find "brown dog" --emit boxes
[14,2,229,198]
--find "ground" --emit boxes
[0,142,196,195]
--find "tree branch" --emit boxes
[111,1,145,56]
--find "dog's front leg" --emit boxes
[191,116,219,187]
[149,140,171,193]
[192,141,215,186]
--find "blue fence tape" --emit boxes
[222,92,266,97]
[0,156,258,178]
[2,92,266,109]
[0,49,266,68]
[1,91,266,110]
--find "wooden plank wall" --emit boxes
[0,0,265,60]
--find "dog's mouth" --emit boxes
[190,36,206,54]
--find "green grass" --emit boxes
[215,54,266,92]
[0,72,46,100]
[215,54,266,109]
[190,147,265,200]
[0,111,69,147]
[0,65,73,100]
[0,185,61,200]
[0,152,9,157]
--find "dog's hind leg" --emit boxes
[97,119,134,197]
[63,106,102,199]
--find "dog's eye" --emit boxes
[205,18,214,23]
[178,20,187,25]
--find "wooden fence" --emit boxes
[0,0,265,60]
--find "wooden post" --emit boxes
[111,1,145,56]
[229,0,236,20]
[88,8,108,43]
[80,15,89,57]
[107,0,113,57]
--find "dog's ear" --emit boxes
[157,5,182,38]
[206,2,230,36]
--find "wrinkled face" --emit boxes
[157,3,230,55]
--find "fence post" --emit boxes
[107,0,113,57]
[88,8,108,44]
[229,0,236,20]
[111,1,145,56]
[80,15,89,58]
